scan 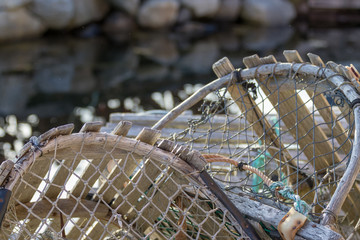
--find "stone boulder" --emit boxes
[70,0,109,27]
[215,0,242,21]
[241,0,296,26]
[243,26,294,51]
[110,0,140,16]
[136,34,179,65]
[182,0,220,18]
[103,12,136,34]
[0,8,46,41]
[29,0,74,29]
[138,0,179,29]
[0,0,31,10]
[178,40,220,74]
[177,7,192,24]
[0,75,35,116]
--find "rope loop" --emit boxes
[270,182,311,217]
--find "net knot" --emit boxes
[270,182,311,217]
[269,181,284,191]
[237,161,248,171]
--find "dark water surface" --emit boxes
[1,25,360,161]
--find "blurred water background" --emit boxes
[1,20,360,162]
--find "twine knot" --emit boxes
[269,182,311,217]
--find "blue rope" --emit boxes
[269,182,311,217]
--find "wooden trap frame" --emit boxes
[0,50,359,239]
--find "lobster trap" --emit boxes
[0,50,359,239]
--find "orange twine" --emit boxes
[202,154,274,187]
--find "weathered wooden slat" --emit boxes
[283,50,304,63]
[131,170,235,239]
[15,198,108,219]
[110,127,164,226]
[45,159,80,199]
[0,160,14,186]
[39,158,84,236]
[307,53,325,67]
[111,158,166,215]
[101,127,163,221]
[108,111,349,132]
[103,122,347,151]
[215,57,297,181]
[327,61,338,72]
[70,151,111,199]
[92,157,128,204]
[79,121,103,133]
[13,159,53,203]
[126,171,185,232]
[243,54,262,68]
[260,55,277,64]
[336,64,353,80]
[309,93,352,158]
[111,120,132,136]
[85,221,108,240]
[258,74,360,225]
[179,193,237,238]
[212,56,235,77]
[21,156,82,238]
[66,218,92,239]
[13,124,76,203]
[135,127,161,145]
[38,123,74,142]
[258,79,340,171]
[63,140,113,239]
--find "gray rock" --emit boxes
[177,7,192,24]
[29,0,74,29]
[0,0,31,10]
[181,0,220,18]
[175,21,214,36]
[110,0,140,16]
[243,26,294,51]
[0,41,41,73]
[103,12,136,33]
[136,63,169,82]
[70,0,109,27]
[98,49,139,88]
[138,0,179,29]
[34,56,75,94]
[0,8,46,41]
[178,40,220,74]
[215,0,241,21]
[136,34,179,65]
[241,0,296,26]
[0,75,34,116]
[215,32,240,52]
[68,38,99,93]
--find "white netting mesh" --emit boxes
[1,133,245,239]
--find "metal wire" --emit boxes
[171,63,359,238]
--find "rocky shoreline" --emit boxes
[0,0,296,42]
